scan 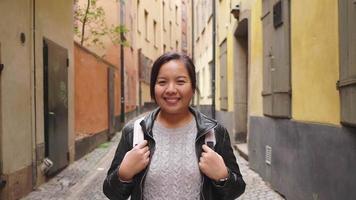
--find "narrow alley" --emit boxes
[22,131,284,200]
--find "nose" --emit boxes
[165,82,177,93]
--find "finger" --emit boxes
[141,146,149,153]
[136,140,148,149]
[144,157,150,166]
[199,156,205,163]
[198,162,205,170]
[201,152,208,158]
[143,150,150,158]
[202,144,213,153]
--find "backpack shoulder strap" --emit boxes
[133,117,145,147]
[204,128,216,150]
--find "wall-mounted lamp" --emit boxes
[231,4,240,20]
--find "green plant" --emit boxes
[74,0,129,48]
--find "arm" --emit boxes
[213,126,246,199]
[103,126,134,200]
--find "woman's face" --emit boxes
[154,60,194,115]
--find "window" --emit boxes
[219,40,228,110]
[130,16,134,49]
[338,0,356,127]
[175,41,178,51]
[153,20,157,47]
[162,1,166,30]
[261,0,291,118]
[144,10,148,41]
[163,44,166,53]
[175,5,178,25]
[137,0,140,33]
[169,21,172,47]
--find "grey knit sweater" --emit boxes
[143,119,202,200]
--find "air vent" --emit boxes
[265,145,272,165]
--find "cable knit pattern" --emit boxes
[143,119,201,200]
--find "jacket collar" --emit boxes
[140,106,218,139]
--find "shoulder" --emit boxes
[214,123,229,137]
[121,119,135,138]
[211,122,232,150]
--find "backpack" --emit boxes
[133,117,216,149]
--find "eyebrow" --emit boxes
[157,76,188,79]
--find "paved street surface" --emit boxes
[22,132,284,200]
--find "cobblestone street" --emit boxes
[22,132,284,200]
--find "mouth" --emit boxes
[164,97,181,104]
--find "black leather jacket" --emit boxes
[103,107,246,200]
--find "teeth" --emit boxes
[165,98,179,103]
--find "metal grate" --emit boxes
[265,145,272,165]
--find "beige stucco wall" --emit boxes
[291,0,340,125]
[0,0,33,174]
[0,0,74,180]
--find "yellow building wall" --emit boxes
[216,0,231,111]
[248,0,263,117]
[227,33,234,112]
[291,0,340,125]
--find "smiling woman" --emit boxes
[103,52,246,200]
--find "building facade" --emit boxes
[248,0,356,199]
[193,0,214,117]
[0,0,74,199]
[232,0,356,199]
[195,0,356,199]
[127,0,192,108]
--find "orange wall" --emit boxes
[124,47,138,112]
[104,45,122,116]
[105,45,138,114]
[75,43,111,138]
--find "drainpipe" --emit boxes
[191,0,194,62]
[191,0,196,106]
[212,0,216,119]
[0,32,5,190]
[31,0,38,189]
[120,1,125,123]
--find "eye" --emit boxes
[177,80,186,85]
[157,80,167,86]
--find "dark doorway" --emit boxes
[43,38,69,176]
[234,18,249,143]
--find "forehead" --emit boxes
[157,60,190,78]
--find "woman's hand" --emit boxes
[118,140,150,181]
[199,144,229,182]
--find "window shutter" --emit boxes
[262,0,273,115]
[220,40,228,110]
[262,0,291,118]
[338,0,356,127]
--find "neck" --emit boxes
[157,109,193,128]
